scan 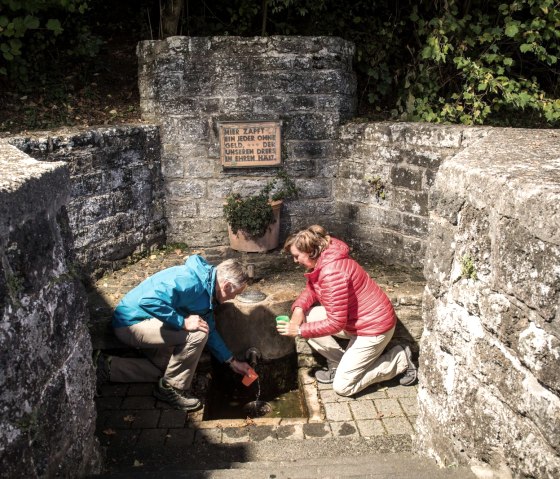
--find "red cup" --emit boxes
[242,367,258,387]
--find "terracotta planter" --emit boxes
[227,200,282,252]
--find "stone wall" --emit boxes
[335,122,488,268]
[417,128,560,477]
[137,36,356,246]
[0,143,100,477]
[10,125,165,279]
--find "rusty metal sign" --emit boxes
[219,121,281,168]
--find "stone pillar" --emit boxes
[0,143,100,477]
[417,128,560,477]
[137,36,356,246]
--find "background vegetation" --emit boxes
[1,0,558,132]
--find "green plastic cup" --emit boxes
[275,315,289,324]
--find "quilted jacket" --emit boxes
[293,238,396,338]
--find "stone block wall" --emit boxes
[137,36,356,246]
[0,143,100,477]
[417,128,560,477]
[10,125,165,279]
[335,122,489,268]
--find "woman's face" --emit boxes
[290,244,317,270]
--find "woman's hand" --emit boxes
[229,359,251,375]
[291,307,305,325]
[276,320,299,337]
[183,315,209,334]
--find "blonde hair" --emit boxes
[283,225,331,259]
[216,259,249,289]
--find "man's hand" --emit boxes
[229,359,252,375]
[184,315,209,334]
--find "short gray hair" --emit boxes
[216,259,249,289]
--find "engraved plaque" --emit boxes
[219,121,281,168]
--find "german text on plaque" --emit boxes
[219,121,281,167]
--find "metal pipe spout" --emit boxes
[245,347,262,368]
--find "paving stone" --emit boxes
[316,381,332,390]
[356,419,386,437]
[354,387,389,400]
[373,398,405,418]
[382,416,414,435]
[386,384,418,398]
[99,410,134,429]
[121,395,157,409]
[127,383,155,395]
[154,399,175,410]
[330,421,359,438]
[126,409,161,429]
[248,425,276,441]
[95,396,123,410]
[195,427,222,444]
[302,422,331,438]
[398,396,418,416]
[134,428,168,451]
[276,423,304,440]
[165,428,195,448]
[349,400,376,420]
[99,428,140,449]
[323,402,352,422]
[319,389,354,403]
[158,409,188,428]
[101,383,129,397]
[222,426,250,443]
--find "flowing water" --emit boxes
[203,376,306,420]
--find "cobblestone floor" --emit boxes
[90,246,423,471]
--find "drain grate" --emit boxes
[236,289,267,303]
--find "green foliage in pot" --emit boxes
[223,169,299,239]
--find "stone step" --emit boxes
[92,451,476,478]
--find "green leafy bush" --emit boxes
[401,0,560,125]
[0,0,101,86]
[223,169,299,238]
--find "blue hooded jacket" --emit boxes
[112,255,232,363]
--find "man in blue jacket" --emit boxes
[100,255,251,411]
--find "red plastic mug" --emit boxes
[242,367,258,387]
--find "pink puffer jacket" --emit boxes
[293,238,396,338]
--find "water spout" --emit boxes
[245,347,262,368]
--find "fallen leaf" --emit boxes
[102,428,117,436]
[123,415,136,423]
[133,459,143,467]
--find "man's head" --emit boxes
[215,259,249,303]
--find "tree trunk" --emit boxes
[160,0,183,38]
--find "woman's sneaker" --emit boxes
[399,345,418,386]
[154,378,202,411]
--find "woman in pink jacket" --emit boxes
[277,225,417,396]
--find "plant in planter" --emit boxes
[223,169,299,252]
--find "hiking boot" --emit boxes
[93,350,111,394]
[154,378,202,411]
[399,345,418,386]
[315,367,337,384]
